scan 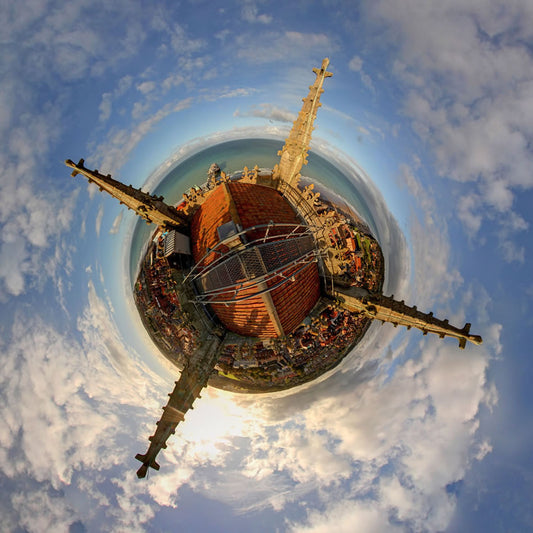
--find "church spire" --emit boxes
[332,286,482,349]
[65,158,187,229]
[135,332,223,478]
[275,58,333,189]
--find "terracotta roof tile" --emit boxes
[190,182,320,338]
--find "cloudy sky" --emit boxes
[1,0,532,531]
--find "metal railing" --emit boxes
[195,233,316,294]
[184,223,318,282]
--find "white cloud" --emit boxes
[497,210,529,263]
[457,193,483,235]
[215,29,231,42]
[0,292,498,531]
[499,239,525,264]
[457,192,528,263]
[98,92,112,122]
[117,74,133,94]
[0,4,216,303]
[98,75,135,124]
[398,162,465,307]
[1,293,144,483]
[234,103,297,123]
[366,0,533,243]
[2,1,148,85]
[411,214,464,308]
[399,163,434,225]
[162,73,185,92]
[0,133,77,296]
[321,105,387,142]
[131,99,151,119]
[475,439,493,461]
[204,87,256,101]
[236,31,333,64]
[292,499,403,533]
[0,242,28,296]
[91,97,193,173]
[274,335,494,531]
[0,0,156,298]
[348,55,363,72]
[150,16,205,56]
[242,1,272,24]
[137,80,156,94]
[11,490,75,533]
[95,204,104,237]
[148,317,493,531]
[0,280,172,530]
[348,55,375,91]
[109,210,124,235]
[244,427,351,486]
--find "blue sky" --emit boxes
[1,1,532,531]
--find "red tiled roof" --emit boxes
[190,185,231,264]
[229,182,301,241]
[190,182,320,338]
[269,262,320,334]
[211,285,280,338]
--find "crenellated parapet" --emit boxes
[65,159,187,229]
[332,286,482,348]
[135,330,224,478]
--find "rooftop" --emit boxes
[189,181,321,338]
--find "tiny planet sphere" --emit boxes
[133,168,385,393]
[65,58,481,478]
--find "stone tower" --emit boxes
[65,158,187,229]
[274,57,333,189]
